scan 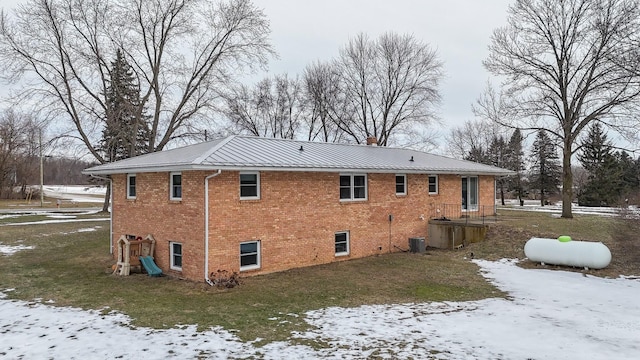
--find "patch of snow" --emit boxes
[43,185,106,196]
[0,243,35,255]
[47,215,77,219]
[499,200,639,218]
[1,260,639,358]
[41,185,106,203]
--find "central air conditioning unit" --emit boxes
[409,237,426,253]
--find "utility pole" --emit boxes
[39,130,44,207]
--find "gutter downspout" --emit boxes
[90,174,113,254]
[204,170,222,285]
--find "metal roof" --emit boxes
[83,135,515,176]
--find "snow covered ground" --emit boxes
[499,199,640,217]
[1,192,638,358]
[1,259,639,359]
[42,185,106,203]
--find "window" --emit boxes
[428,175,438,194]
[462,176,478,211]
[127,174,136,199]
[170,172,182,200]
[395,174,407,195]
[240,172,260,200]
[240,241,260,271]
[170,242,182,271]
[339,174,367,201]
[335,231,350,256]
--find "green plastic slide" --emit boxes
[139,256,163,277]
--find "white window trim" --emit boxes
[170,241,182,271]
[428,175,439,195]
[126,174,136,199]
[170,172,182,201]
[240,240,261,271]
[339,174,368,202]
[335,231,350,256]
[239,172,261,200]
[395,174,407,196]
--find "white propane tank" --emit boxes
[524,237,612,269]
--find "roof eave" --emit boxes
[82,164,217,176]
[83,164,515,176]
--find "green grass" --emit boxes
[0,212,109,225]
[2,211,634,344]
[468,209,639,278]
[0,197,103,210]
[498,209,618,240]
[0,222,502,343]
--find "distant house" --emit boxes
[83,135,512,283]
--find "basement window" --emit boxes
[170,172,182,200]
[127,174,136,199]
[240,241,260,271]
[335,231,350,256]
[170,242,182,271]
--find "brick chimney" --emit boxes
[366,136,378,146]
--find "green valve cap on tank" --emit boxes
[558,235,572,242]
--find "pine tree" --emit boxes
[578,122,611,175]
[577,123,621,206]
[464,145,489,164]
[615,151,638,204]
[505,129,526,205]
[98,49,150,212]
[487,135,508,205]
[529,130,561,206]
[100,49,150,162]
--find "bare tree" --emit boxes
[484,0,640,218]
[224,74,305,139]
[303,61,345,142]
[0,109,41,199]
[446,118,505,159]
[0,0,274,163]
[302,32,443,146]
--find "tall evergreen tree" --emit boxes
[487,135,508,205]
[98,49,150,212]
[505,129,526,205]
[578,152,620,206]
[100,49,150,163]
[615,151,639,203]
[576,123,623,206]
[529,130,561,206]
[578,122,611,175]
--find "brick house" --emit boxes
[84,135,512,283]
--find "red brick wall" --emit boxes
[112,171,207,280]
[111,171,496,281]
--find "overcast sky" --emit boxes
[1,0,514,150]
[255,0,513,135]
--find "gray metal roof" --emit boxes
[83,135,515,176]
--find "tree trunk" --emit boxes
[561,141,573,219]
[102,183,111,213]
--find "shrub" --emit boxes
[209,269,241,289]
